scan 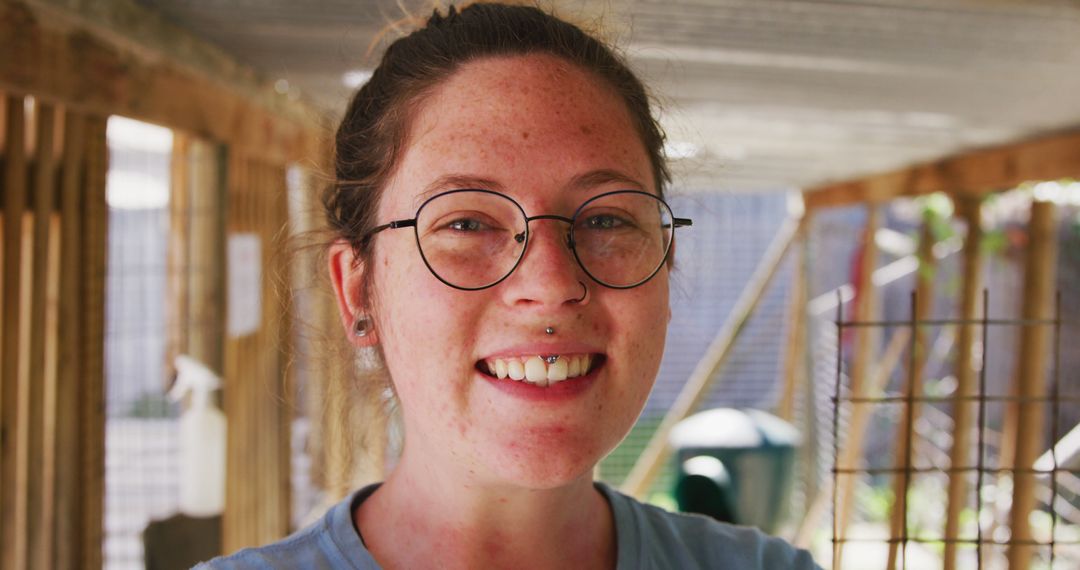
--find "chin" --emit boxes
[481,429,613,489]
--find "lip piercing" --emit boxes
[545,327,555,335]
[544,355,559,364]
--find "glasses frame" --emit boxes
[361,188,693,291]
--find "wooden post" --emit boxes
[620,216,802,498]
[2,92,28,570]
[834,205,881,568]
[27,100,58,570]
[942,197,984,569]
[53,109,84,570]
[1006,200,1058,570]
[78,114,108,570]
[886,209,938,568]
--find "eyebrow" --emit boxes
[566,169,648,193]
[414,174,506,208]
[412,168,648,209]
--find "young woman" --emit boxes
[203,3,819,568]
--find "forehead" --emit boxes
[389,54,653,210]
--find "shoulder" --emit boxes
[596,482,821,570]
[194,486,381,570]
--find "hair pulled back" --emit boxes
[325,2,670,263]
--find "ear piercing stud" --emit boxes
[353,315,372,337]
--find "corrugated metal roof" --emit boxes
[134,0,1080,191]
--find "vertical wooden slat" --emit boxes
[1006,200,1058,570]
[53,110,84,570]
[943,197,984,570]
[223,154,292,551]
[79,114,109,570]
[27,100,58,570]
[223,150,245,551]
[834,205,881,567]
[166,133,192,376]
[2,92,28,570]
[187,139,226,372]
[886,212,937,569]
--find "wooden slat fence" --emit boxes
[0,92,108,570]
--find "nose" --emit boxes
[501,218,588,307]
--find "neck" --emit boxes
[356,448,616,570]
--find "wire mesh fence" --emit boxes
[827,290,1077,569]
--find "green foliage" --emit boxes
[922,194,956,243]
[980,228,1008,256]
[857,483,894,523]
[129,391,173,418]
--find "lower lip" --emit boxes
[480,366,600,402]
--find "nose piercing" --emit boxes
[571,280,588,303]
[545,327,555,335]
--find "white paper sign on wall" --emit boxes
[227,233,262,337]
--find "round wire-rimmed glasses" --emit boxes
[361,189,693,291]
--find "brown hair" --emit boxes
[324,1,669,286]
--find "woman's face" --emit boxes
[358,54,669,488]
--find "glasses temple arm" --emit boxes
[359,218,417,245]
[661,218,694,229]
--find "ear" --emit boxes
[328,240,379,347]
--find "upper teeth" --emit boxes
[485,354,594,386]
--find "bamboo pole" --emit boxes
[2,92,28,570]
[886,211,938,569]
[777,222,808,422]
[797,214,820,525]
[942,197,984,570]
[1006,200,1058,570]
[833,206,881,568]
[620,216,803,498]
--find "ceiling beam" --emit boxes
[804,128,1080,209]
[0,0,325,163]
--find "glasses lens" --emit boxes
[572,191,673,287]
[415,190,527,289]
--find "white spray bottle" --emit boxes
[170,355,227,517]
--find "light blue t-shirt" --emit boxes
[196,482,820,569]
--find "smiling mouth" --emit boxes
[476,354,605,387]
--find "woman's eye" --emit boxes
[584,215,627,230]
[446,218,487,232]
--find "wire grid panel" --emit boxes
[828,290,1078,570]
